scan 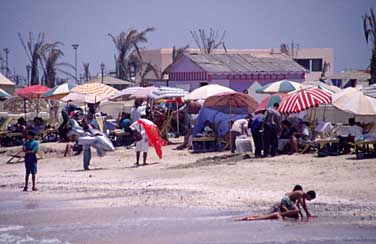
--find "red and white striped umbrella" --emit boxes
[278,88,332,114]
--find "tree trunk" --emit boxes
[370,44,376,85]
[31,60,39,85]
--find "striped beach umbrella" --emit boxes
[42,82,76,100]
[255,93,288,113]
[278,88,332,114]
[256,79,302,94]
[0,88,11,99]
[148,86,188,100]
[71,82,119,103]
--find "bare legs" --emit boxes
[235,210,299,221]
[135,151,148,166]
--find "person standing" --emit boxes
[262,103,281,157]
[130,113,149,167]
[130,101,141,123]
[81,119,92,170]
[251,112,264,157]
[23,131,39,191]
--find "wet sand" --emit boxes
[1,139,376,243]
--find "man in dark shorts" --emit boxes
[23,131,39,191]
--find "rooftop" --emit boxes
[185,53,307,73]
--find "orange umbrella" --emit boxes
[204,91,258,114]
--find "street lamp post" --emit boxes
[26,65,31,86]
[100,63,105,83]
[72,44,79,81]
[3,48,9,77]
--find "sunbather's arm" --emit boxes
[300,198,312,219]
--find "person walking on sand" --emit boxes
[130,112,149,167]
[23,131,39,191]
[235,190,316,221]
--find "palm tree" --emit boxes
[363,8,376,84]
[108,27,155,81]
[42,49,76,87]
[320,61,331,81]
[140,62,161,86]
[18,32,61,85]
[191,28,227,54]
[172,45,189,63]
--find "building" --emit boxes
[136,48,334,86]
[324,70,370,88]
[164,53,307,92]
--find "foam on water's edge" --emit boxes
[0,225,24,232]
[0,233,71,244]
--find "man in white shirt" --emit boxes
[130,113,149,166]
[230,117,251,153]
[130,101,141,123]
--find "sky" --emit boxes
[0,0,374,81]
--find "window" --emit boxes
[294,58,324,72]
[294,59,310,70]
[311,59,323,72]
[200,82,208,87]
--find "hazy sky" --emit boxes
[0,0,374,80]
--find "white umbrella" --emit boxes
[332,87,376,115]
[148,86,188,100]
[185,84,234,100]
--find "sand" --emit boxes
[1,139,376,217]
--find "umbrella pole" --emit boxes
[24,98,27,120]
[176,99,179,137]
[37,98,40,116]
[230,105,233,153]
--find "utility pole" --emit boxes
[3,48,9,77]
[72,44,79,81]
[100,63,105,83]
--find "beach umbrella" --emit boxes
[302,81,341,95]
[42,82,76,100]
[15,85,50,99]
[363,83,376,98]
[332,87,376,115]
[255,93,288,113]
[278,88,332,114]
[185,84,234,100]
[256,79,303,94]
[129,86,158,99]
[15,85,50,115]
[110,86,144,101]
[0,88,11,99]
[148,86,189,100]
[204,91,259,114]
[71,82,118,103]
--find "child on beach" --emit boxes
[235,189,316,221]
[23,131,39,192]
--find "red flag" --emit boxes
[137,119,167,159]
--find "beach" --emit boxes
[1,140,376,243]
